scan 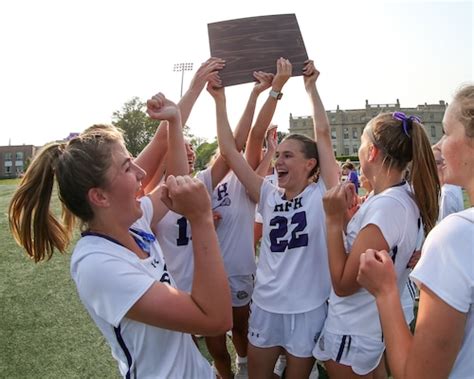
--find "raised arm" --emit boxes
[134,121,168,192]
[143,58,225,193]
[358,249,467,379]
[209,70,273,188]
[207,84,263,203]
[255,126,277,177]
[323,183,388,296]
[245,58,292,170]
[146,93,187,177]
[303,60,339,189]
[126,175,232,336]
[178,57,225,125]
[145,93,187,225]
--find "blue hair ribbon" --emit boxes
[392,112,421,137]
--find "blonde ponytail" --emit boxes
[9,143,74,262]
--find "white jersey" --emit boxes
[326,182,420,339]
[151,169,222,292]
[199,168,257,277]
[153,210,194,292]
[411,208,474,379]
[255,170,279,224]
[253,179,331,313]
[71,197,213,379]
[438,184,464,222]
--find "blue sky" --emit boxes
[0,0,472,146]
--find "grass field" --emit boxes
[0,180,120,377]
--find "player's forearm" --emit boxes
[189,216,232,330]
[178,88,201,127]
[166,114,188,176]
[309,85,331,137]
[376,290,412,379]
[235,90,258,151]
[215,98,238,159]
[326,220,350,296]
[255,148,274,177]
[135,122,168,190]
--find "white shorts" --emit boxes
[229,274,254,307]
[313,330,385,376]
[248,302,327,358]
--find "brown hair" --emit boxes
[8,125,124,262]
[282,133,320,180]
[367,113,440,234]
[342,162,355,171]
[453,84,474,138]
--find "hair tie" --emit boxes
[392,112,421,138]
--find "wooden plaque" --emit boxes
[208,14,308,87]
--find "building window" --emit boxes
[353,146,359,154]
[16,152,24,160]
[4,153,12,161]
[344,146,350,155]
[430,114,434,120]
[331,128,336,139]
[431,125,436,137]
[343,128,349,139]
[352,128,358,139]
[5,166,12,174]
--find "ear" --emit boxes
[87,187,110,208]
[306,158,317,174]
[368,145,379,162]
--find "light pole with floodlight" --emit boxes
[173,62,194,98]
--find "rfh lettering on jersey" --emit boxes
[273,197,303,212]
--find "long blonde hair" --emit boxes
[8,125,123,262]
[453,84,474,138]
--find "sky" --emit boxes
[0,0,472,147]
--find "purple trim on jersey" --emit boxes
[114,324,133,379]
[336,335,348,362]
[81,229,154,256]
[81,231,124,246]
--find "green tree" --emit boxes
[276,131,288,143]
[112,97,160,157]
[194,139,218,172]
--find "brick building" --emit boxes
[289,99,447,157]
[0,145,37,179]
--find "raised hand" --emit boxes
[160,175,212,222]
[357,249,398,298]
[272,57,292,90]
[323,182,358,223]
[266,125,278,153]
[252,71,274,95]
[303,59,320,93]
[146,93,180,122]
[206,81,225,102]
[189,57,225,92]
